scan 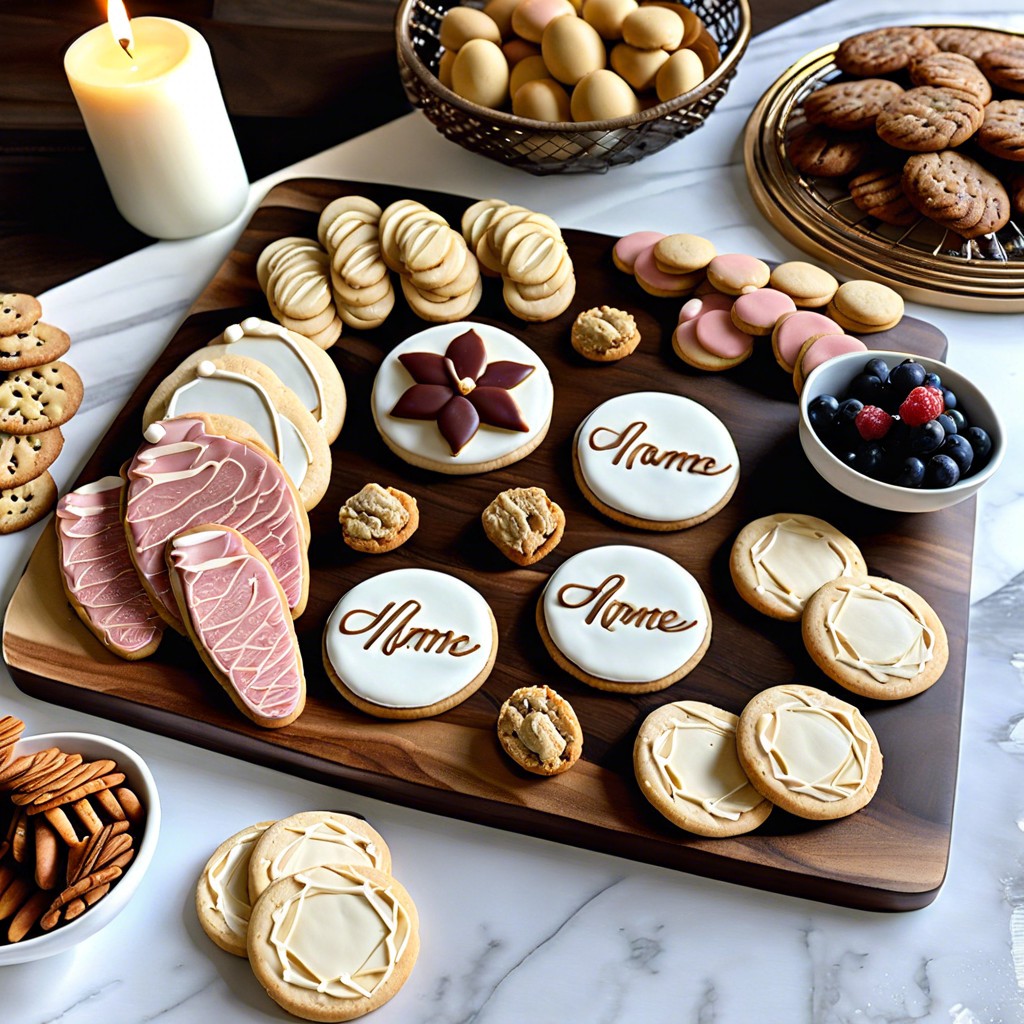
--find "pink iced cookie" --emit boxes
[706,253,771,295]
[772,310,843,372]
[678,292,733,323]
[794,332,866,392]
[730,288,797,336]
[612,231,665,273]
[673,316,750,372]
[695,309,754,360]
[634,244,700,297]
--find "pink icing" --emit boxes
[55,477,165,657]
[801,333,867,375]
[678,292,733,323]
[169,527,304,724]
[731,288,797,331]
[695,309,754,359]
[613,231,665,273]
[124,418,308,630]
[634,244,690,292]
[774,311,842,370]
[707,253,770,294]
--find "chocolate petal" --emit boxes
[399,352,450,386]
[391,384,453,419]
[437,395,480,455]
[468,387,529,432]
[445,329,487,382]
[475,360,535,390]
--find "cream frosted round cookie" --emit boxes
[248,811,392,902]
[801,575,948,700]
[323,567,498,718]
[247,864,419,1022]
[736,684,882,820]
[371,321,553,474]
[633,701,771,837]
[573,391,739,530]
[195,820,275,957]
[537,544,711,693]
[729,513,866,622]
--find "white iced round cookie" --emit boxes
[322,567,498,718]
[370,321,553,474]
[573,391,739,530]
[537,545,711,693]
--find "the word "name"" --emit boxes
[588,420,731,475]
[338,599,481,657]
[557,574,697,633]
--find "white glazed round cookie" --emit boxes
[537,544,711,693]
[573,391,739,530]
[371,321,553,474]
[323,567,498,718]
[195,820,274,957]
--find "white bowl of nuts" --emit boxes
[0,724,160,964]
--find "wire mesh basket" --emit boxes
[396,0,750,174]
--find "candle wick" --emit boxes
[118,37,133,59]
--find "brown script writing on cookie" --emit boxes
[337,599,482,656]
[587,420,733,475]
[556,574,698,633]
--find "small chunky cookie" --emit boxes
[372,322,553,475]
[195,820,275,957]
[0,470,57,533]
[848,167,918,226]
[323,567,498,719]
[247,864,419,1022]
[804,78,904,132]
[573,391,739,530]
[875,86,984,151]
[55,476,165,660]
[0,427,63,489]
[248,811,392,902]
[339,483,419,554]
[168,525,306,729]
[802,575,948,701]
[978,47,1024,95]
[481,485,564,565]
[652,233,715,274]
[537,544,711,693]
[0,322,71,373]
[570,305,640,361]
[729,513,866,621]
[496,685,582,776]
[769,262,838,309]
[787,125,869,178]
[901,150,1011,239]
[0,361,83,435]
[826,279,904,333]
[0,294,42,338]
[705,253,770,295]
[928,27,1019,62]
[835,26,937,76]
[730,288,796,336]
[771,310,843,373]
[976,100,1024,163]
[633,700,771,837]
[736,685,883,820]
[908,51,991,104]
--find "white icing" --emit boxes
[541,545,709,684]
[61,474,123,515]
[324,567,494,708]
[751,518,853,612]
[370,321,553,471]
[575,391,738,523]
[205,824,265,940]
[143,421,166,442]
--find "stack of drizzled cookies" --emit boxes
[195,810,419,1022]
[0,715,146,944]
[787,24,1024,243]
[0,293,83,534]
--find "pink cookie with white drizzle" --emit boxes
[55,475,165,660]
[167,524,305,728]
[123,415,310,633]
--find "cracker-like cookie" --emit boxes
[875,86,984,152]
[570,305,640,361]
[768,262,838,308]
[481,485,564,565]
[195,820,275,957]
[976,99,1024,163]
[0,427,63,489]
[729,513,867,622]
[787,125,869,178]
[247,864,419,1022]
[736,685,882,820]
[0,322,71,373]
[0,470,57,533]
[930,27,1020,63]
[835,26,937,76]
[908,51,991,104]
[0,361,83,435]
[802,574,948,700]
[496,685,582,776]
[0,294,42,338]
[633,700,771,837]
[826,279,904,333]
[537,544,711,693]
[804,78,904,132]
[849,167,918,226]
[339,483,419,554]
[248,811,392,903]
[978,47,1024,95]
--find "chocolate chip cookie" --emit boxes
[849,166,918,226]
[804,78,904,132]
[835,27,937,76]
[976,100,1024,163]
[908,51,991,105]
[875,86,984,151]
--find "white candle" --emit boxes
[64,15,249,239]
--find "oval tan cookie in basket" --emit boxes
[339,483,419,554]
[634,700,772,837]
[801,574,948,701]
[735,684,883,821]
[496,685,582,776]
[481,485,564,565]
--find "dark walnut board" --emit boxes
[3,178,971,911]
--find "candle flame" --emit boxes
[106,0,133,58]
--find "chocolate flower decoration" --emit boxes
[390,328,535,455]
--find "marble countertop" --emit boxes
[3,0,1023,1020]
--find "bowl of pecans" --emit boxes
[0,717,160,963]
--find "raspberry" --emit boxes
[854,405,893,440]
[899,386,944,427]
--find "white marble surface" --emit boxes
[3,1,1024,1020]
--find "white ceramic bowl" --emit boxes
[798,350,1004,514]
[0,731,160,964]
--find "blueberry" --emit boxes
[886,414,910,452]
[923,371,943,390]
[937,413,957,435]
[865,357,890,381]
[925,453,961,488]
[964,426,993,466]
[854,442,887,478]
[939,433,974,475]
[940,387,956,411]
[808,394,840,438]
[946,408,966,432]
[833,398,864,449]
[908,419,945,456]
[887,359,926,398]
[837,449,858,467]
[848,372,886,405]
[894,456,926,488]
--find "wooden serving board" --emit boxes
[3,178,970,911]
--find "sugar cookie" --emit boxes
[768,262,838,309]
[705,253,771,295]
[729,288,796,336]
[771,310,842,373]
